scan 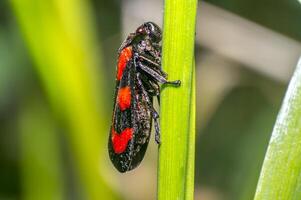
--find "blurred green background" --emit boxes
[0,0,301,199]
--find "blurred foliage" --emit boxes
[9,0,119,198]
[196,68,286,200]
[204,0,301,41]
[91,0,121,94]
[19,98,65,200]
[0,2,33,199]
[0,0,122,199]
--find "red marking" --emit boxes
[117,46,132,80]
[118,86,131,111]
[111,128,133,154]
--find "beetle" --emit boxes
[108,22,181,172]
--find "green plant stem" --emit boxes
[254,58,301,200]
[157,0,197,199]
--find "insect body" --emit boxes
[108,22,181,172]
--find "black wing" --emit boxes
[108,58,153,173]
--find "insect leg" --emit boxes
[157,95,160,106]
[152,110,161,144]
[139,74,161,96]
[147,80,160,105]
[136,73,161,144]
[137,54,167,78]
[139,73,160,106]
[138,54,160,67]
[136,60,181,86]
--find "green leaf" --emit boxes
[254,58,301,200]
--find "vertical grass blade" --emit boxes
[254,57,301,199]
[10,0,117,199]
[157,0,197,199]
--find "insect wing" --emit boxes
[108,59,152,172]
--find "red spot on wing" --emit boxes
[117,46,132,80]
[118,86,131,111]
[111,128,133,154]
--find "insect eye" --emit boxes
[136,27,144,34]
[136,25,147,35]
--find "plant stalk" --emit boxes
[157,0,197,199]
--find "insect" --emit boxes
[108,22,181,172]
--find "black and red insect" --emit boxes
[108,22,180,172]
